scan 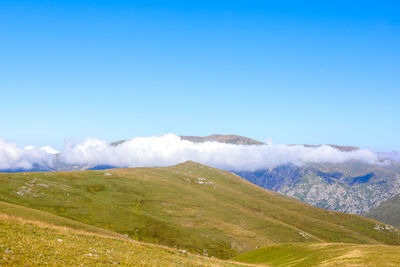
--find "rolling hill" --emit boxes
[1,161,400,260]
[0,201,124,238]
[0,207,245,266]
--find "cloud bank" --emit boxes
[0,139,57,170]
[0,134,382,171]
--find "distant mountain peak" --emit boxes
[298,144,360,152]
[378,151,400,162]
[180,134,264,145]
[110,134,264,147]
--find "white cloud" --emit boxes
[60,134,381,170]
[0,134,382,171]
[0,139,54,170]
[40,146,59,154]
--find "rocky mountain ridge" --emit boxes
[234,162,400,214]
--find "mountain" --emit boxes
[365,193,400,228]
[299,144,360,152]
[180,134,264,145]
[234,161,400,214]
[180,135,360,152]
[378,151,400,162]
[1,161,400,260]
[111,134,264,147]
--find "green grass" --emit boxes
[0,214,247,266]
[1,161,399,259]
[232,243,400,266]
[0,201,123,239]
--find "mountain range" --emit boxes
[234,161,400,214]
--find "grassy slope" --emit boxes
[0,201,123,239]
[232,243,400,266]
[0,161,399,259]
[0,214,247,266]
[365,194,400,227]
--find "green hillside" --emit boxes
[365,194,400,227]
[0,201,124,239]
[232,243,400,266]
[0,161,399,259]
[0,213,246,266]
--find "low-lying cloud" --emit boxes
[0,134,382,171]
[0,139,57,170]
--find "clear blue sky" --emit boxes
[1,0,399,151]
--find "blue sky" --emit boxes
[1,0,399,151]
